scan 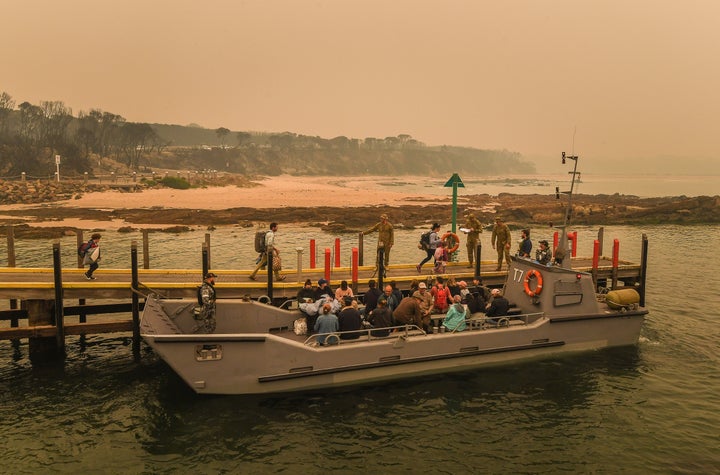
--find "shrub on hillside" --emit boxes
[160,176,191,189]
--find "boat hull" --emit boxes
[141,297,645,394]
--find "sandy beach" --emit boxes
[2,174,717,234]
[0,175,459,231]
[55,175,445,211]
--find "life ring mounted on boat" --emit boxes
[440,232,460,253]
[523,269,543,297]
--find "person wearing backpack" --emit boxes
[81,233,102,280]
[416,223,441,273]
[249,223,286,281]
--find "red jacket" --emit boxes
[431,285,451,312]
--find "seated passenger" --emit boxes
[335,280,354,301]
[297,279,315,303]
[414,283,434,331]
[465,293,482,314]
[368,298,394,337]
[431,278,452,314]
[458,280,472,303]
[338,296,363,340]
[485,288,510,323]
[442,295,467,332]
[468,278,490,308]
[314,303,339,345]
[382,284,399,312]
[363,279,382,317]
[393,293,424,328]
[447,277,461,299]
[314,278,333,300]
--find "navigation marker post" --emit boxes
[55,155,61,182]
[444,173,465,261]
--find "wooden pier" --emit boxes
[0,228,648,363]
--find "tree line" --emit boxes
[0,91,167,177]
[0,91,535,177]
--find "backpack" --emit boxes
[78,241,91,257]
[419,231,431,250]
[254,231,268,253]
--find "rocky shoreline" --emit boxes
[1,185,718,239]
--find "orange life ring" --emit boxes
[523,269,543,297]
[441,232,460,253]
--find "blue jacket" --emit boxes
[443,304,467,331]
[314,313,339,345]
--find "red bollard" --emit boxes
[553,231,559,252]
[310,239,316,269]
[612,239,620,268]
[569,231,578,257]
[324,248,331,281]
[592,239,600,269]
[351,248,359,285]
[335,238,341,268]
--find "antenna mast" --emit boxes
[554,143,581,269]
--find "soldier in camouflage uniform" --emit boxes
[463,211,482,268]
[363,213,394,276]
[197,272,217,333]
[491,216,512,271]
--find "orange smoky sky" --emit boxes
[2,0,719,169]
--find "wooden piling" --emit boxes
[591,239,600,287]
[204,233,212,269]
[474,243,482,278]
[202,243,209,277]
[6,225,15,267]
[142,229,150,269]
[53,242,65,350]
[358,232,364,267]
[76,230,87,323]
[131,241,140,360]
[25,299,60,363]
[296,247,303,282]
[639,234,648,307]
[76,230,84,268]
[6,225,18,326]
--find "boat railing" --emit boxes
[303,324,426,346]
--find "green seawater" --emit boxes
[1,223,718,473]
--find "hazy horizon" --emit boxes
[3,1,719,176]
